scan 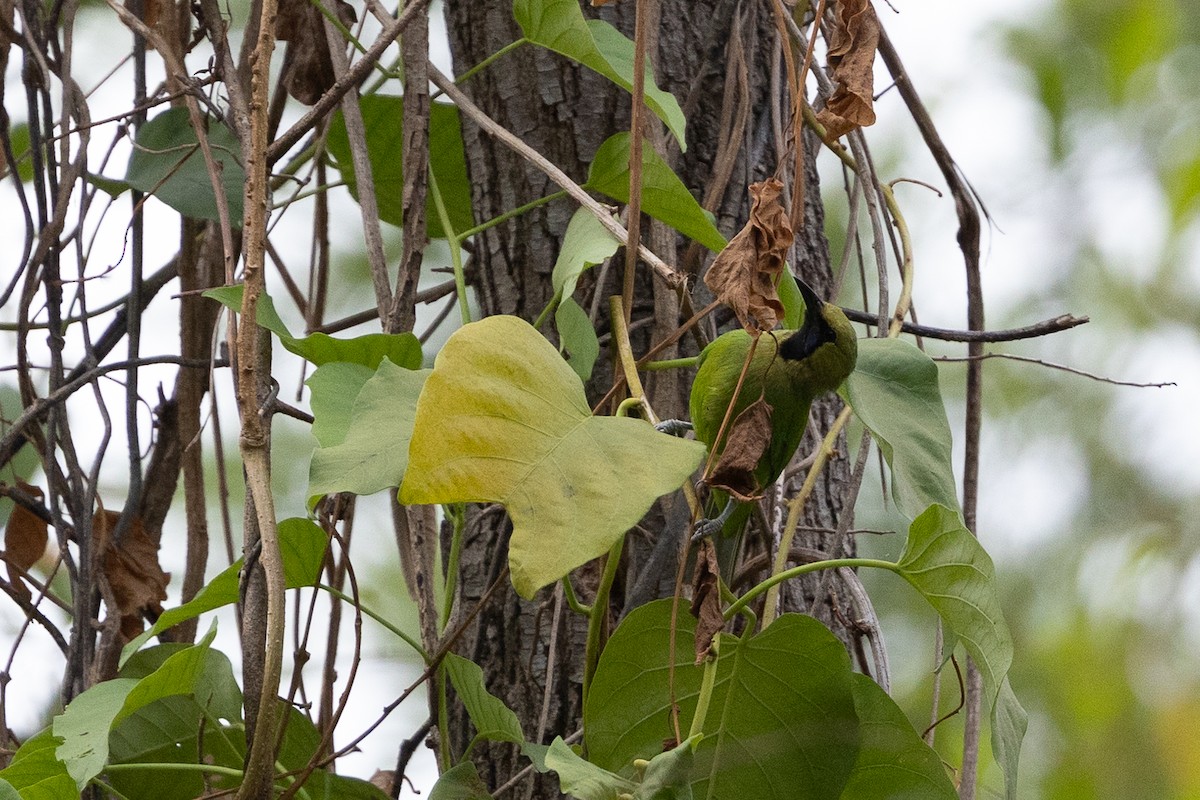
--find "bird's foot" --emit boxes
[691,517,724,542]
[655,419,693,436]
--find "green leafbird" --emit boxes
[684,279,858,547]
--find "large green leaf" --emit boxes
[205,285,423,369]
[585,133,724,252]
[839,674,956,800]
[307,360,430,500]
[326,96,474,238]
[840,338,960,520]
[107,695,241,800]
[121,518,328,663]
[442,653,525,747]
[513,0,686,147]
[895,504,1012,710]
[399,316,705,597]
[124,107,244,223]
[585,600,860,799]
[0,730,76,800]
[54,627,219,789]
[550,207,620,380]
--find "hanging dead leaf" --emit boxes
[707,397,773,501]
[95,509,170,640]
[815,0,880,139]
[276,0,357,105]
[4,481,48,601]
[690,538,724,663]
[704,179,792,333]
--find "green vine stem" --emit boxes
[454,38,529,87]
[320,585,428,661]
[687,638,720,740]
[441,503,466,630]
[726,557,897,622]
[761,404,854,626]
[428,171,472,326]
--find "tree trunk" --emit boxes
[442,1,853,792]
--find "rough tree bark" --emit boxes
[442,0,854,792]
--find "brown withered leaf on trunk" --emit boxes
[815,0,880,139]
[276,0,357,105]
[690,538,725,663]
[708,397,773,502]
[5,481,48,601]
[704,179,792,334]
[96,510,170,640]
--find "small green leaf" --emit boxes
[556,298,600,381]
[125,107,244,223]
[552,206,622,301]
[400,316,705,597]
[0,730,75,800]
[895,504,1012,711]
[442,653,525,745]
[990,677,1028,800]
[86,172,130,198]
[326,97,474,238]
[308,362,377,448]
[545,737,635,800]
[120,518,328,662]
[778,270,804,329]
[840,338,960,520]
[549,207,618,381]
[514,0,686,147]
[430,762,492,800]
[585,134,723,252]
[839,673,956,800]
[205,284,422,369]
[5,122,34,183]
[635,736,700,800]
[308,360,430,500]
[0,777,18,800]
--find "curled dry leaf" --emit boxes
[707,397,774,502]
[815,0,880,139]
[690,538,725,663]
[703,179,792,333]
[4,480,48,601]
[95,509,170,640]
[276,0,358,105]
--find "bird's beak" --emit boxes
[795,277,824,328]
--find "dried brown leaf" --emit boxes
[276,0,357,105]
[815,0,880,139]
[708,397,773,502]
[96,510,170,640]
[690,538,724,663]
[5,481,47,601]
[703,179,792,333]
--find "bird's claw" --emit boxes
[691,517,723,542]
[655,419,693,436]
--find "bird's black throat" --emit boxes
[779,279,837,361]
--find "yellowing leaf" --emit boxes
[399,316,705,597]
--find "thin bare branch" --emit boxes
[935,352,1176,388]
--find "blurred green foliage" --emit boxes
[839,1,1200,797]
